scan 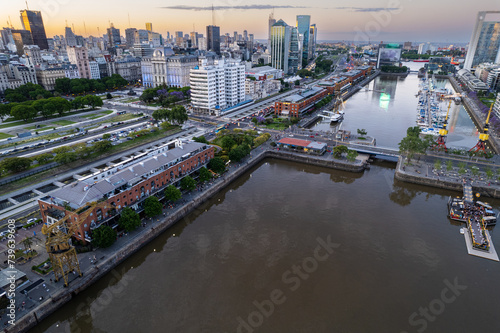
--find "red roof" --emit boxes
[278,137,312,147]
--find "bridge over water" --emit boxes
[346,143,400,162]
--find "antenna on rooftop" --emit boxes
[65,20,68,27]
[25,0,29,10]
[97,26,100,37]
[8,16,13,28]
[212,4,215,26]
[83,21,87,37]
[72,23,75,34]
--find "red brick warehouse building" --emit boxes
[274,86,329,117]
[38,140,215,243]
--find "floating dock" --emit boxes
[462,228,499,261]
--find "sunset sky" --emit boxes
[2,0,499,42]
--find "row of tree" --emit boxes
[0,95,103,122]
[0,140,114,176]
[140,85,190,107]
[54,75,128,95]
[4,82,53,102]
[92,168,215,248]
[380,65,409,73]
[152,106,188,125]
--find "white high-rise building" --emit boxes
[464,11,500,70]
[190,58,245,115]
[89,61,100,79]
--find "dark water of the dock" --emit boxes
[310,61,479,149]
[31,159,500,333]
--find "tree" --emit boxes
[0,104,12,120]
[21,237,33,252]
[164,185,182,202]
[199,167,212,182]
[434,160,442,170]
[180,176,196,191]
[106,93,113,99]
[41,101,57,119]
[193,136,209,144]
[168,105,188,125]
[55,77,71,94]
[54,151,78,164]
[117,207,141,232]
[140,88,157,103]
[228,145,249,162]
[144,196,163,217]
[207,157,225,174]
[446,160,453,171]
[92,140,112,153]
[398,126,428,163]
[11,105,37,122]
[346,149,358,162]
[332,145,348,158]
[220,136,236,152]
[71,96,84,110]
[92,225,116,248]
[35,153,54,164]
[1,157,31,173]
[357,128,367,138]
[84,95,103,109]
[103,133,111,140]
[153,109,169,122]
[52,97,71,116]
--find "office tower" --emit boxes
[67,45,91,79]
[146,23,153,32]
[206,25,220,55]
[243,30,248,41]
[308,24,317,60]
[296,15,311,63]
[135,29,149,44]
[11,29,33,55]
[248,34,254,51]
[464,11,500,69]
[125,28,137,48]
[190,32,198,48]
[288,27,301,73]
[107,23,121,46]
[175,31,183,47]
[268,13,276,50]
[65,26,77,47]
[233,31,238,42]
[20,10,48,50]
[271,20,291,74]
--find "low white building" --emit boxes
[89,61,101,80]
[190,58,245,115]
[245,78,281,100]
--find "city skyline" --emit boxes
[2,0,499,43]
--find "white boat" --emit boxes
[319,97,345,124]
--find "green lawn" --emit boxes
[0,120,27,129]
[51,120,76,126]
[99,113,142,124]
[84,110,114,120]
[25,124,47,130]
[0,133,14,139]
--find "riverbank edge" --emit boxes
[394,156,500,198]
[11,149,365,333]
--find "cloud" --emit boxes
[161,5,308,11]
[335,7,400,12]
[160,5,400,12]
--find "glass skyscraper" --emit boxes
[464,11,500,70]
[296,15,311,64]
[20,10,48,50]
[206,25,221,55]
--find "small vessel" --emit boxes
[319,97,345,125]
[448,197,497,226]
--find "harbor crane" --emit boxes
[432,101,452,152]
[469,103,494,155]
[42,201,107,286]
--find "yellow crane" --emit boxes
[433,101,452,151]
[42,201,108,286]
[469,103,493,154]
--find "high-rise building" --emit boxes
[243,30,248,42]
[268,13,276,50]
[233,31,238,42]
[270,20,291,74]
[135,29,149,44]
[107,23,121,46]
[175,31,184,47]
[190,32,198,48]
[190,58,245,115]
[20,10,48,50]
[308,24,317,60]
[296,15,311,64]
[67,45,91,79]
[65,27,77,47]
[464,11,500,70]
[24,45,42,65]
[206,25,221,55]
[288,27,302,74]
[11,29,33,55]
[125,28,137,48]
[145,23,153,32]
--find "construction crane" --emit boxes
[42,201,108,286]
[469,103,494,155]
[432,101,452,152]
